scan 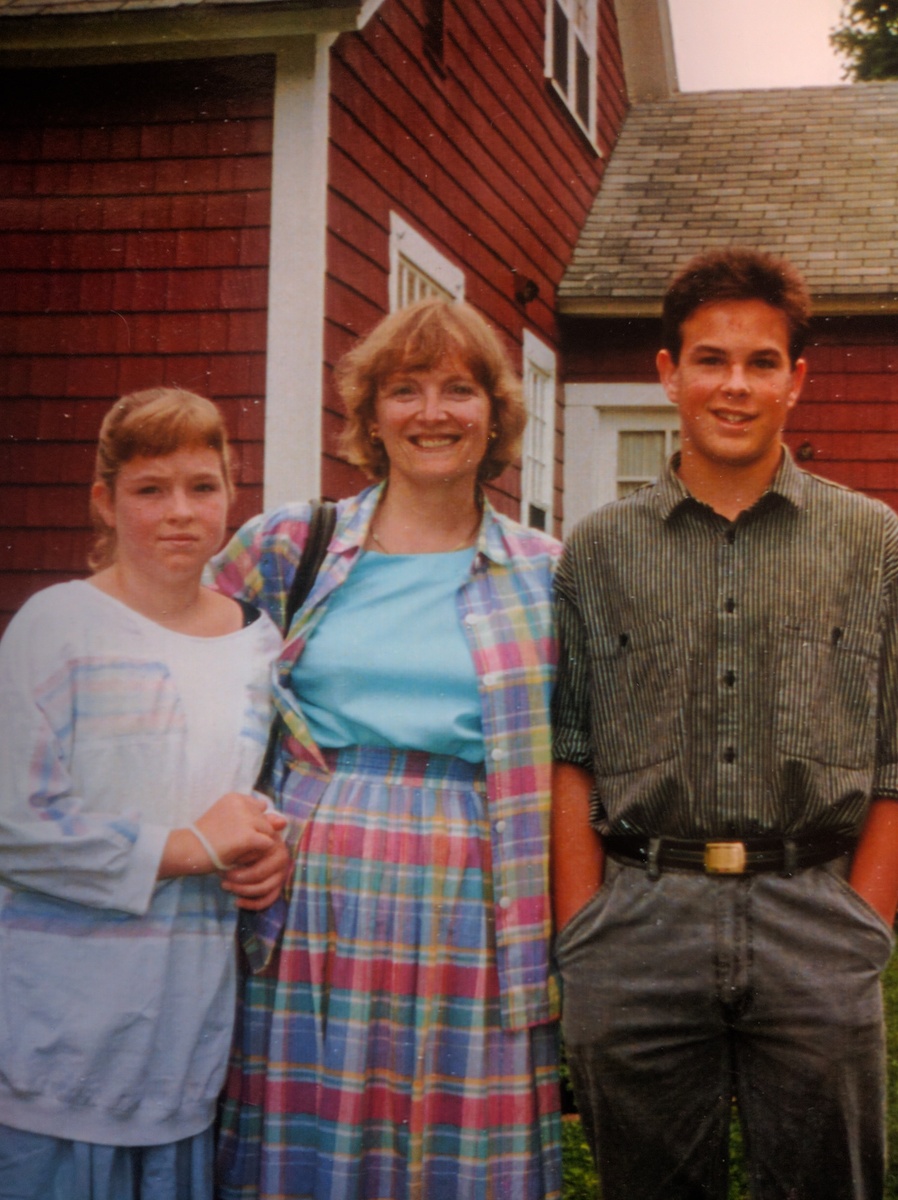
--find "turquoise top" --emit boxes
[292,547,484,763]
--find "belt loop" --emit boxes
[781,838,797,878]
[647,837,662,881]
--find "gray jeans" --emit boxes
[555,859,894,1200]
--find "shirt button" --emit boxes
[725,597,736,613]
[491,747,507,762]
[724,670,736,687]
[723,746,736,763]
[464,612,483,625]
[498,895,512,910]
[725,529,736,545]
[482,673,498,687]
[495,819,507,833]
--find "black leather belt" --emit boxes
[604,834,855,877]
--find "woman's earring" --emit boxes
[369,427,381,443]
[489,427,498,442]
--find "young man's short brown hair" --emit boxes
[661,248,812,366]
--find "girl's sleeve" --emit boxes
[0,607,167,915]
[209,505,312,631]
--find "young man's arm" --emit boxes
[849,798,898,926]
[551,762,604,932]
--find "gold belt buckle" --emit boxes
[704,841,747,874]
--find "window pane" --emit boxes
[575,37,589,126]
[618,431,664,479]
[397,257,453,308]
[523,363,553,512]
[553,1,569,91]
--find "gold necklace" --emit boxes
[369,510,481,555]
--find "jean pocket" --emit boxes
[554,861,623,961]
[826,869,895,962]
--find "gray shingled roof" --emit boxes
[559,82,898,315]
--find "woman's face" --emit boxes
[91,445,230,585]
[371,357,492,492]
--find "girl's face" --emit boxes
[91,445,229,586]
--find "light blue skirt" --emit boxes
[0,1122,213,1200]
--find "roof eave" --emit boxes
[0,1,360,57]
[557,294,898,319]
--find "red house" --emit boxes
[0,0,678,629]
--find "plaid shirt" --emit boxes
[211,484,562,1029]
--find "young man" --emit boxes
[552,248,898,1200]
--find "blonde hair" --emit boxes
[89,387,233,571]
[335,298,527,482]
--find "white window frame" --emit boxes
[563,383,678,533]
[521,330,556,530]
[545,0,598,145]
[388,212,464,311]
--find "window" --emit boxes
[521,331,556,530]
[389,212,464,311]
[545,0,597,139]
[616,427,680,498]
[563,383,678,532]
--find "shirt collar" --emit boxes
[331,481,510,566]
[655,445,806,522]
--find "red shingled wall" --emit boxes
[321,0,623,514]
[0,55,275,632]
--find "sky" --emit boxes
[669,0,848,91]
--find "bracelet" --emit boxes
[188,823,232,872]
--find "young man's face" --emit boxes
[656,299,806,480]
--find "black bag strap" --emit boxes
[255,499,336,795]
[281,499,337,634]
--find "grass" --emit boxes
[561,950,898,1199]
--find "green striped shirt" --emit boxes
[553,450,898,839]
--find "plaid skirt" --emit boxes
[216,747,561,1200]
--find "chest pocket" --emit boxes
[587,620,684,775]
[774,620,879,769]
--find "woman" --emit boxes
[0,388,288,1200]
[213,298,563,1200]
